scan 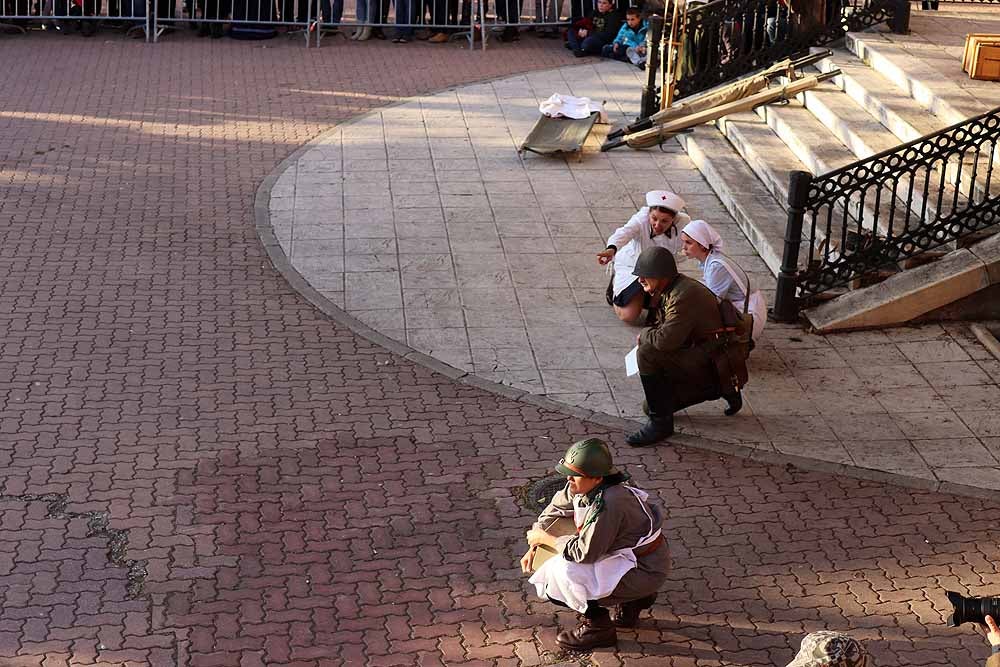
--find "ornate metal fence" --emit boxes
[772,106,1000,321]
[674,0,900,99]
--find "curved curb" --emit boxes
[252,74,994,502]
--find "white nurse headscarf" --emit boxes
[682,219,725,253]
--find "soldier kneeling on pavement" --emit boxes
[627,246,752,447]
[520,438,669,651]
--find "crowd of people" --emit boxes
[0,0,660,45]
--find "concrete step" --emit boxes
[795,70,911,159]
[762,80,977,245]
[675,126,789,276]
[846,31,999,203]
[715,111,803,210]
[804,230,1000,332]
[845,31,994,127]
[812,47,943,146]
[753,98,903,239]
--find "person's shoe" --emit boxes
[498,26,518,42]
[429,31,448,42]
[626,373,675,447]
[371,26,386,39]
[723,390,742,416]
[573,49,587,57]
[556,614,617,651]
[356,25,371,40]
[626,418,673,447]
[611,595,656,628]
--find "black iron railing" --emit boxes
[673,0,901,99]
[772,106,1000,321]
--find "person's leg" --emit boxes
[580,34,605,54]
[566,28,581,50]
[610,280,648,324]
[393,0,413,39]
[610,594,657,627]
[556,601,617,651]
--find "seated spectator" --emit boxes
[681,219,767,342]
[785,631,869,667]
[597,191,689,325]
[565,0,622,57]
[602,6,646,66]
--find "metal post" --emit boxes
[640,15,663,121]
[773,169,812,322]
[888,0,909,34]
[305,0,312,47]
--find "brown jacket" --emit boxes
[638,274,722,355]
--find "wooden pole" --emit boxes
[660,0,684,110]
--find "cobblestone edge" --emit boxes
[251,72,993,502]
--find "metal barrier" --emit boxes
[475,0,585,47]
[0,0,583,45]
[675,0,899,99]
[1,0,151,38]
[772,106,1000,321]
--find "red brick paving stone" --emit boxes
[3,30,1000,667]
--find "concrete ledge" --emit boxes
[805,247,991,331]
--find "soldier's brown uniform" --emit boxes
[627,246,751,446]
[637,272,728,410]
[532,483,669,606]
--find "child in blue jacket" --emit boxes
[602,7,647,67]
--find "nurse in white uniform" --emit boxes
[680,219,767,342]
[597,191,690,325]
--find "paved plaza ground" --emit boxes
[2,16,1000,667]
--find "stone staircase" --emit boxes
[675,27,1000,333]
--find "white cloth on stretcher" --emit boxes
[538,94,605,121]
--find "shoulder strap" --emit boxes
[715,251,751,318]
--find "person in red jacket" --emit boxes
[565,0,622,57]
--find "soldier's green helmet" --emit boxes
[632,246,678,280]
[555,438,618,478]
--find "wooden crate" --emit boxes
[970,44,1000,81]
[963,34,1000,80]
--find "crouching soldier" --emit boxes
[521,438,669,651]
[627,246,751,447]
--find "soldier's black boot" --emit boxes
[626,374,674,447]
[556,607,617,651]
[611,594,657,628]
[723,390,742,416]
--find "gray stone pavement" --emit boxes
[267,56,1000,496]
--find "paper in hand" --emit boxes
[625,346,639,377]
